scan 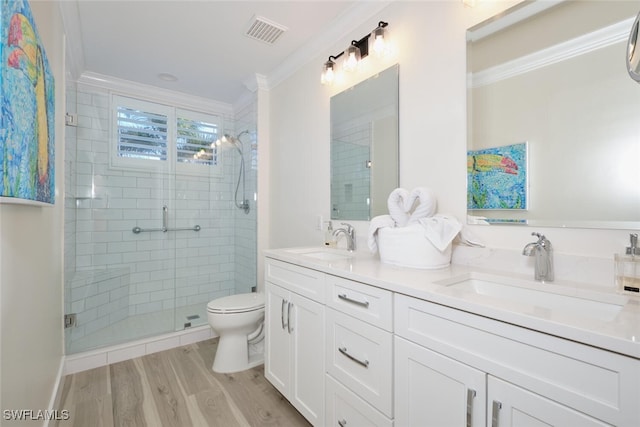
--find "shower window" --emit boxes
[111,95,222,176]
[175,108,221,176]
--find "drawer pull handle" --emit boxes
[287,302,293,334]
[281,299,287,330]
[338,346,369,368]
[491,400,502,427]
[466,388,476,427]
[338,293,369,308]
[338,420,347,427]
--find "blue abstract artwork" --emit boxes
[0,0,55,205]
[467,142,527,210]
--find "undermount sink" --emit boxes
[285,248,354,262]
[440,274,628,322]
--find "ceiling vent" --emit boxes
[245,15,287,45]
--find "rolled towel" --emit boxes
[387,188,410,227]
[367,214,396,253]
[407,187,437,225]
[418,215,462,252]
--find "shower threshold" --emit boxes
[67,303,208,355]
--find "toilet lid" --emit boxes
[207,292,265,314]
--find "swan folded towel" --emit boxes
[407,187,437,224]
[418,215,462,252]
[368,215,396,253]
[387,188,410,227]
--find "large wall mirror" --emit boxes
[467,1,640,229]
[331,64,399,221]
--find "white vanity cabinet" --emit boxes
[394,294,639,427]
[394,335,486,427]
[325,275,394,426]
[264,259,326,426]
[487,376,612,427]
[264,250,640,427]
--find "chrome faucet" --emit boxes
[522,232,554,282]
[333,222,356,252]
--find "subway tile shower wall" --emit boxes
[65,83,257,342]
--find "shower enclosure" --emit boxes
[63,80,257,354]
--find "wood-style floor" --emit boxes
[53,339,311,427]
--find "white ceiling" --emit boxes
[62,1,390,105]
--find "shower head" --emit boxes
[212,130,252,214]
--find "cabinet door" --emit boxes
[488,376,612,427]
[326,374,393,427]
[395,336,486,427]
[326,308,393,417]
[265,283,291,397]
[290,292,325,426]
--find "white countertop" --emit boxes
[264,246,640,359]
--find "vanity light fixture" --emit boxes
[321,57,337,84]
[371,22,389,57]
[321,21,389,85]
[343,43,361,72]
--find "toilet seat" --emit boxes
[207,292,264,314]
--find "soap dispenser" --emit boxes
[324,221,336,247]
[615,233,639,295]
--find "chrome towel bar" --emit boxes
[132,225,201,234]
[132,205,201,234]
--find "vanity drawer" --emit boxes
[395,294,640,426]
[326,275,393,331]
[326,374,393,427]
[265,258,325,303]
[326,308,393,417]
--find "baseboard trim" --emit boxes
[63,325,216,375]
[44,356,66,427]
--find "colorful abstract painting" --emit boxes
[467,142,527,210]
[0,0,55,205]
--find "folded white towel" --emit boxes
[367,214,396,253]
[407,187,437,225]
[387,188,410,227]
[458,226,485,247]
[418,215,462,252]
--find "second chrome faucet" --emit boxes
[333,222,356,252]
[523,232,554,282]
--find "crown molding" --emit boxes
[78,72,234,115]
[471,18,634,88]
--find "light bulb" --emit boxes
[321,58,336,85]
[343,45,360,72]
[371,24,389,57]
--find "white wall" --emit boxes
[268,0,636,265]
[0,0,65,424]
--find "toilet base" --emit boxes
[212,333,264,373]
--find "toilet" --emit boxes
[206,292,265,373]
